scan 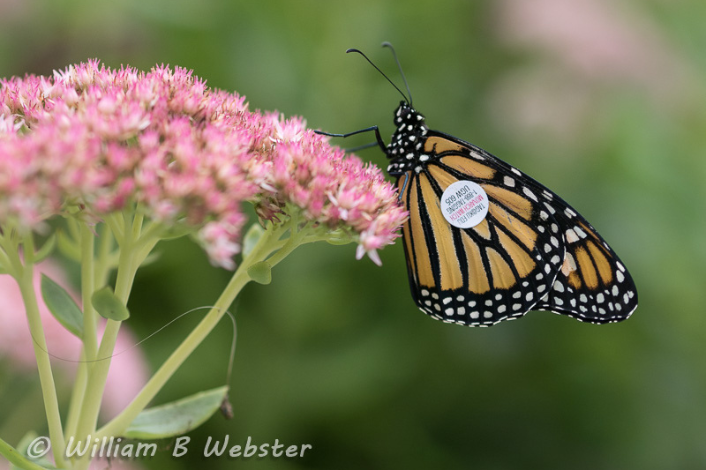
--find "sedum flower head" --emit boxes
[0,60,406,267]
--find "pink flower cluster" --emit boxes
[0,60,406,267]
[258,115,407,265]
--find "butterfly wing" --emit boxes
[398,133,566,326]
[399,130,637,326]
[530,205,638,323]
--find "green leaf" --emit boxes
[33,234,56,264]
[242,223,264,257]
[123,386,229,439]
[247,261,271,285]
[91,286,130,321]
[41,275,83,338]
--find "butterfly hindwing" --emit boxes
[531,204,639,323]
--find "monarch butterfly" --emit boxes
[318,43,638,327]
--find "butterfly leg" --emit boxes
[315,126,387,153]
[398,172,409,203]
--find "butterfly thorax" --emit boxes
[386,102,429,176]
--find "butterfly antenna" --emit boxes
[346,48,410,104]
[381,42,413,106]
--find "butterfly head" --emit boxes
[386,102,428,176]
[393,101,424,125]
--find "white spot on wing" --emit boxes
[523,187,538,201]
[565,229,579,243]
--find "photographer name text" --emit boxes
[29,435,312,460]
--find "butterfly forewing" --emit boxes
[531,205,638,322]
[398,146,566,326]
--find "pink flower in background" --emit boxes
[0,262,77,369]
[0,261,149,419]
[491,0,696,140]
[495,0,692,92]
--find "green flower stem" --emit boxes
[71,326,121,470]
[64,349,88,441]
[104,213,124,244]
[65,223,116,442]
[134,221,163,249]
[16,233,67,469]
[66,217,81,246]
[0,243,11,273]
[64,224,100,443]
[72,213,149,470]
[80,224,98,360]
[266,224,337,268]
[94,219,295,440]
[131,212,144,240]
[94,223,115,288]
[0,437,49,470]
[0,230,21,275]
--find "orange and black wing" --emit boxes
[398,130,637,326]
[531,206,638,323]
[398,134,565,326]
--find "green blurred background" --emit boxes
[2,0,706,469]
